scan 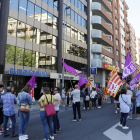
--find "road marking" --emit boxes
[103,122,133,140]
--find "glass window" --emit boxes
[10,0,19,11]
[27,1,34,18]
[53,16,57,29]
[15,47,24,66]
[66,8,70,18]
[75,28,78,40]
[84,6,87,15]
[17,21,26,39]
[24,49,32,67]
[75,12,78,23]
[78,15,81,26]
[42,0,47,4]
[7,17,17,37]
[19,0,27,15]
[48,0,53,8]
[25,24,33,42]
[51,56,56,70]
[32,51,39,68]
[71,0,74,5]
[78,1,82,11]
[35,6,41,21]
[66,41,71,54]
[52,36,57,49]
[5,45,15,64]
[63,4,66,16]
[75,0,78,8]
[48,13,53,27]
[39,53,46,69]
[35,29,40,44]
[71,10,74,21]
[40,30,47,46]
[47,33,52,48]
[82,3,84,13]
[67,24,71,36]
[54,0,58,10]
[71,26,75,38]
[41,9,47,24]
[46,55,51,69]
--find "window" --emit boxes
[66,8,70,18]
[10,0,19,11]
[48,0,53,8]
[40,30,47,46]
[71,10,75,21]
[82,3,84,13]
[48,13,53,27]
[78,1,82,11]
[27,1,34,18]
[63,4,66,16]
[115,18,118,24]
[32,51,39,68]
[26,24,33,42]
[41,9,47,24]
[75,0,78,8]
[5,45,15,65]
[17,21,26,39]
[47,33,52,48]
[24,49,32,67]
[78,14,81,26]
[67,24,71,36]
[19,0,27,15]
[15,47,24,66]
[115,28,118,35]
[116,50,119,56]
[39,53,46,69]
[35,6,41,21]
[46,55,51,69]
[53,16,57,29]
[8,17,17,37]
[54,0,58,10]
[116,39,119,46]
[75,12,78,23]
[71,26,75,38]
[115,8,117,14]
[66,41,71,54]
[75,28,78,40]
[71,0,74,5]
[52,36,57,49]
[51,56,56,70]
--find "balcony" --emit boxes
[17,25,27,30]
[91,2,113,23]
[91,16,113,35]
[91,44,102,53]
[91,30,113,47]
[91,59,102,68]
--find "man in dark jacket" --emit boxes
[97,87,103,108]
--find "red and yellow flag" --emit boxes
[103,87,108,101]
[107,70,122,98]
[85,78,91,89]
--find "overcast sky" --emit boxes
[126,0,140,38]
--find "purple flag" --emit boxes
[78,75,86,89]
[129,72,140,90]
[62,61,83,76]
[122,52,137,80]
[96,83,98,92]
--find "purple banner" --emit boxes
[122,52,137,80]
[78,75,86,89]
[129,72,140,90]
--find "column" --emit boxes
[57,0,63,73]
[0,0,10,74]
[102,71,105,87]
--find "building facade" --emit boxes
[0,0,90,99]
[90,0,129,87]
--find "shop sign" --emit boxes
[91,67,97,74]
[9,68,47,77]
[104,63,113,70]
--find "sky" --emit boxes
[126,0,140,37]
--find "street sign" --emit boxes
[91,67,97,74]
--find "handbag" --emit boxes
[20,93,29,113]
[85,95,90,101]
[121,94,130,111]
[45,94,56,116]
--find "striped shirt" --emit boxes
[2,92,17,116]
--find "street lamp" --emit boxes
[62,6,70,88]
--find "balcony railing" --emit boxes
[102,32,113,41]
[101,18,112,29]
[102,5,112,18]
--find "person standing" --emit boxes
[62,87,66,107]
[114,91,120,113]
[90,88,97,109]
[135,86,140,120]
[132,85,137,114]
[126,86,133,119]
[69,88,72,106]
[38,87,61,140]
[81,88,86,109]
[18,84,32,140]
[2,87,18,137]
[71,85,81,121]
[0,84,4,134]
[53,87,61,135]
[84,88,90,111]
[119,89,130,129]
[97,87,103,109]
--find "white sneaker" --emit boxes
[115,111,117,113]
[23,134,28,139]
[122,126,129,129]
[98,106,101,109]
[19,136,26,140]
[9,125,12,129]
[83,107,85,109]
[87,107,89,110]
[50,136,54,140]
[118,123,122,127]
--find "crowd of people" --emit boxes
[0,83,140,139]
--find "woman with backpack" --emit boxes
[114,91,121,113]
[90,88,97,109]
[84,88,90,112]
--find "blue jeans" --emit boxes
[19,111,30,135]
[53,111,60,133]
[110,96,114,104]
[132,99,136,113]
[91,98,96,107]
[3,114,16,136]
[40,111,54,140]
[120,113,128,127]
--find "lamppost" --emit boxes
[62,6,70,88]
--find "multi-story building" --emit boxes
[136,37,140,65]
[0,0,90,99]
[90,0,129,87]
